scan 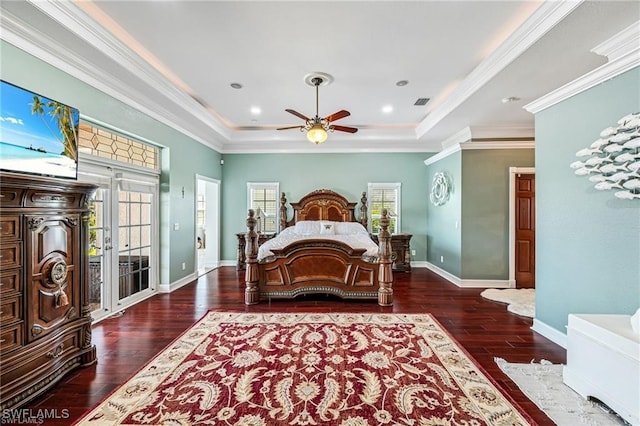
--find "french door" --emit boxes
[80,161,158,322]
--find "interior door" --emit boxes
[515,173,535,288]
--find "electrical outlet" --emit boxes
[440,255,444,263]
[174,223,180,230]
[411,250,416,256]
[181,262,186,270]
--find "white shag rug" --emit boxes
[496,358,628,426]
[481,288,535,318]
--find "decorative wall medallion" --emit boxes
[570,112,640,200]
[430,172,451,206]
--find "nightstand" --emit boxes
[371,233,412,272]
[236,232,275,270]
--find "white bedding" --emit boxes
[257,221,379,261]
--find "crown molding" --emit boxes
[1,4,224,152]
[441,127,472,149]
[416,1,583,139]
[424,144,461,166]
[18,1,228,148]
[469,126,534,140]
[525,20,640,114]
[31,1,231,140]
[591,20,640,61]
[424,139,535,166]
[222,139,437,155]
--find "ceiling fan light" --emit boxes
[307,124,328,144]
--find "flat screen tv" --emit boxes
[0,80,79,180]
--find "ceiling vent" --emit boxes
[414,97,430,106]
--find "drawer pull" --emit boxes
[46,344,64,359]
[0,339,5,343]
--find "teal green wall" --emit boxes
[425,148,534,280]
[535,67,640,333]
[221,153,432,262]
[425,151,462,277]
[1,41,223,284]
[461,149,534,279]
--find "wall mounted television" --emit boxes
[0,80,79,180]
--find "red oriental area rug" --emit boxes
[76,312,533,425]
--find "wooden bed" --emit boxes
[244,189,393,306]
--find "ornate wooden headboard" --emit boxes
[280,189,368,229]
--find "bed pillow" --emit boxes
[335,221,368,235]
[294,221,321,235]
[319,221,336,235]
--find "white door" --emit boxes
[80,162,158,322]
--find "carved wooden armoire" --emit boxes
[0,172,97,409]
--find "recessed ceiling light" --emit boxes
[382,105,393,114]
[250,106,261,115]
[230,82,243,89]
[396,80,409,87]
[501,96,520,103]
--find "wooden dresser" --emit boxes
[0,173,97,409]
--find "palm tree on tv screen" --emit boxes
[30,95,78,161]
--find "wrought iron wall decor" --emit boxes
[570,112,640,200]
[430,172,451,206]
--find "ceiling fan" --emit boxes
[277,75,358,144]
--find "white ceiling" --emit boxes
[1,1,639,153]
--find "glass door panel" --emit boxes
[117,190,152,301]
[88,187,113,322]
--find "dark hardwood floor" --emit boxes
[25,267,565,425]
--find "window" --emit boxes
[78,122,159,171]
[247,182,279,233]
[196,194,205,227]
[368,182,401,234]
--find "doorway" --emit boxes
[195,175,220,275]
[509,167,535,289]
[80,162,158,322]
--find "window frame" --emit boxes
[246,182,280,234]
[368,182,401,234]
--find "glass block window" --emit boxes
[78,122,159,170]
[247,182,279,233]
[368,182,401,234]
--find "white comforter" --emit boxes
[257,222,379,261]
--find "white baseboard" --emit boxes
[425,262,462,286]
[219,260,237,267]
[424,262,512,288]
[158,272,197,293]
[532,318,567,349]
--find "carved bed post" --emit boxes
[245,209,260,305]
[280,192,288,230]
[360,192,368,230]
[377,209,393,306]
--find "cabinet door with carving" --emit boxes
[24,214,80,342]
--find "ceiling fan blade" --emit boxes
[285,109,310,121]
[277,125,304,131]
[324,109,350,123]
[331,125,358,134]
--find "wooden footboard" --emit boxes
[244,209,393,306]
[259,239,379,300]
